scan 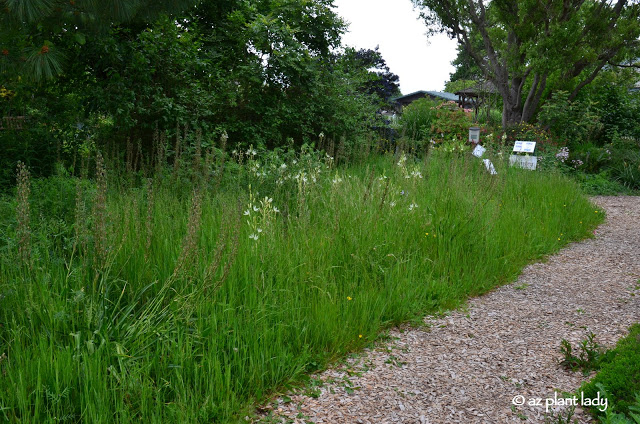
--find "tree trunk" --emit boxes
[502,102,523,127]
[500,80,524,127]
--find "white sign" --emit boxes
[472,144,486,158]
[513,141,536,153]
[483,159,498,175]
[509,155,538,170]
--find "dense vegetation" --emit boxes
[412,0,640,125]
[0,0,400,188]
[0,141,604,422]
[400,67,640,193]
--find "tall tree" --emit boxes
[448,39,483,83]
[412,0,640,126]
[349,47,401,105]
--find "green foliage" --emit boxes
[476,108,503,128]
[501,122,559,154]
[413,0,640,124]
[574,172,634,196]
[0,151,603,422]
[597,387,640,424]
[580,324,640,419]
[532,77,640,191]
[538,91,603,149]
[569,143,612,174]
[0,126,56,192]
[430,101,473,143]
[448,39,483,83]
[587,75,640,144]
[398,97,440,141]
[0,0,199,80]
[398,99,472,151]
[1,0,392,188]
[444,79,476,94]
[559,332,604,374]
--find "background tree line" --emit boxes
[0,0,400,187]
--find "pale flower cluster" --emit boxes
[396,153,424,179]
[245,188,279,242]
[556,147,569,162]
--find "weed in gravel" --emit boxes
[544,405,578,424]
[559,332,603,374]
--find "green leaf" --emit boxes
[74,32,86,45]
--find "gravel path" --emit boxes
[259,196,640,424]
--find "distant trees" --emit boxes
[412,0,640,126]
[347,47,401,106]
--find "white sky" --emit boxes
[333,0,459,94]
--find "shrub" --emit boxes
[430,101,473,144]
[574,172,633,195]
[398,97,440,141]
[537,90,603,148]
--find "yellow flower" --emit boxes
[425,232,429,236]
[347,296,352,301]
[595,210,599,213]
[358,334,362,338]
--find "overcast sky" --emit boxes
[333,0,459,95]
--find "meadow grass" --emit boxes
[0,149,604,423]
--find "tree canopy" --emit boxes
[0,0,199,80]
[412,0,640,126]
[0,0,399,182]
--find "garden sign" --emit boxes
[510,141,538,170]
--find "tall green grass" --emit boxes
[0,150,603,423]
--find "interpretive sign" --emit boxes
[513,141,536,153]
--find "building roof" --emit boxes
[393,90,459,103]
[455,80,498,97]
